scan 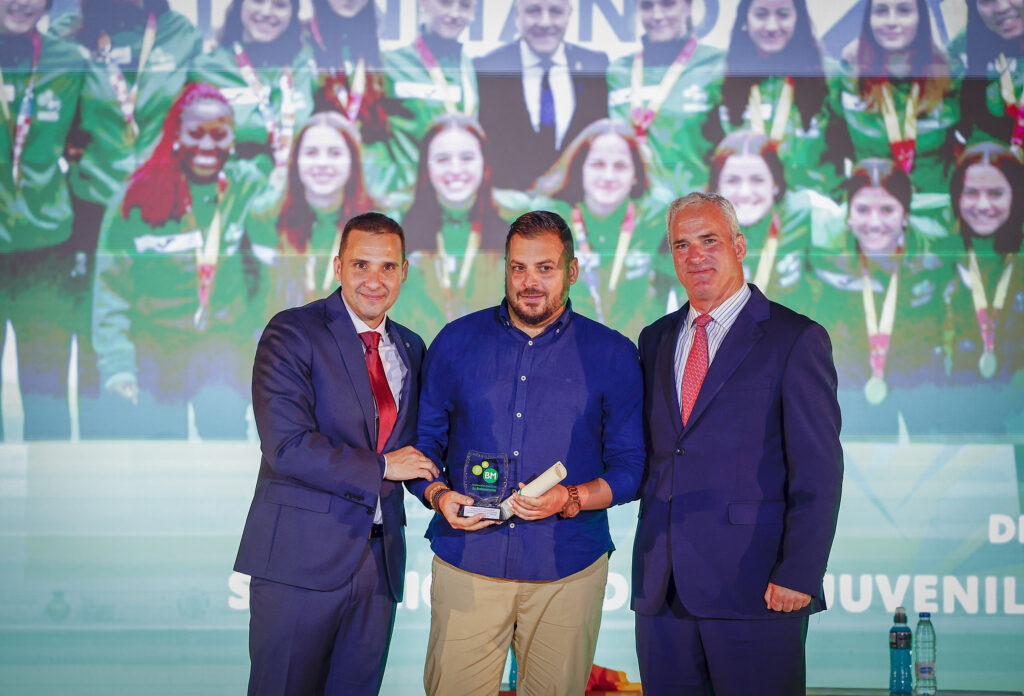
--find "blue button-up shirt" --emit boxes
[412,300,645,581]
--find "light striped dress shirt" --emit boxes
[674,283,752,407]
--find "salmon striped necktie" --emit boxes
[680,314,714,426]
[359,331,397,452]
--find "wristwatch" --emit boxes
[559,485,581,519]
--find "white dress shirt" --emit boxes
[674,283,752,407]
[342,293,408,524]
[519,40,576,150]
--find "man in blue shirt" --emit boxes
[411,211,645,696]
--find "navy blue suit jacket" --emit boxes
[474,40,608,189]
[234,289,425,598]
[632,285,843,619]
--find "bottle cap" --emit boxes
[894,607,907,622]
[920,611,931,618]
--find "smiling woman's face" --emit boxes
[959,162,1012,237]
[0,0,47,35]
[427,126,484,208]
[869,0,920,53]
[849,185,907,256]
[240,0,293,43]
[177,99,236,182]
[297,124,353,208]
[582,132,636,214]
[717,153,775,227]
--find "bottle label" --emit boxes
[890,632,912,649]
[916,662,935,676]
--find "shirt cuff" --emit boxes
[382,453,388,479]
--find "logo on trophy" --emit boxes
[459,450,511,521]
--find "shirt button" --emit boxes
[513,450,519,456]
[520,375,526,381]
[675,448,684,456]
[528,340,534,346]
[509,522,515,529]
[516,412,522,418]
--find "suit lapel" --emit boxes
[324,290,377,446]
[655,307,687,439]
[684,289,768,431]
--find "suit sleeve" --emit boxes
[407,333,454,505]
[771,321,844,595]
[252,313,386,502]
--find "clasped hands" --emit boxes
[431,482,571,532]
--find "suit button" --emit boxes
[675,448,684,456]
[365,508,373,515]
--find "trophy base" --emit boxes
[459,504,503,520]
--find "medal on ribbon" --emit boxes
[996,53,1024,160]
[234,42,281,151]
[414,34,475,116]
[879,81,919,174]
[98,13,156,146]
[190,172,228,332]
[3,32,41,187]
[965,246,1015,379]
[303,228,342,296]
[860,252,900,405]
[746,77,795,145]
[752,211,782,293]
[329,58,366,124]
[629,35,697,142]
[434,219,482,322]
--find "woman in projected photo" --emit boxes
[92,84,265,439]
[950,0,1024,149]
[809,158,952,436]
[838,0,958,195]
[190,0,316,173]
[62,0,203,208]
[0,0,92,440]
[377,0,480,197]
[606,0,724,191]
[246,111,373,319]
[934,142,1024,435]
[534,119,668,339]
[307,0,392,158]
[390,114,515,343]
[703,0,850,196]
[706,130,825,312]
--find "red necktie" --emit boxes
[359,331,397,452]
[680,314,714,426]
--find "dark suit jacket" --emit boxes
[632,285,843,619]
[475,40,609,190]
[234,289,426,598]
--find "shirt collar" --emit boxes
[520,39,567,69]
[340,290,390,344]
[686,283,751,328]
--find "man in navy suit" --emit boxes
[632,193,843,694]
[475,0,609,189]
[234,213,438,696]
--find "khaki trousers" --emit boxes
[424,554,609,696]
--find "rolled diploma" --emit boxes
[499,461,567,519]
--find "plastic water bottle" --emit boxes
[913,612,937,696]
[889,606,913,694]
[508,650,518,690]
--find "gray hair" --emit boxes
[665,192,741,242]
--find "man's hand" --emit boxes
[764,583,811,613]
[436,490,496,531]
[107,379,139,405]
[383,446,439,481]
[507,482,570,521]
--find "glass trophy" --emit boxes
[458,450,511,521]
